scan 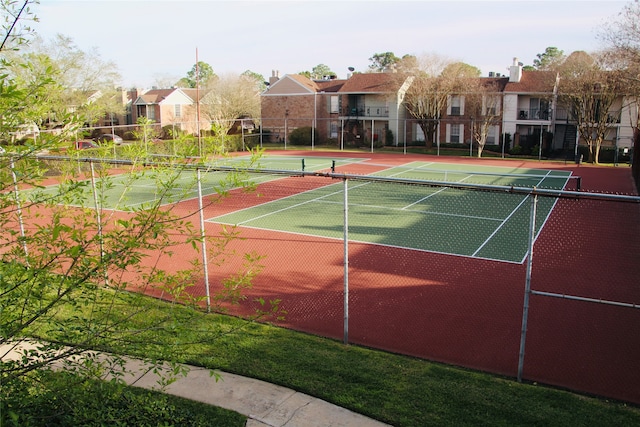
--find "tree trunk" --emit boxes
[588,142,595,163]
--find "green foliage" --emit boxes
[184,61,216,88]
[368,52,401,72]
[1,6,271,420]
[1,370,245,426]
[533,46,565,70]
[509,145,523,155]
[385,128,394,146]
[289,126,318,146]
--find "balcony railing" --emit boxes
[344,105,389,118]
[517,109,550,121]
[554,109,621,124]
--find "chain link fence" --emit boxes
[10,154,640,405]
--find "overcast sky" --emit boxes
[33,0,627,88]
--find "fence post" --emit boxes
[518,193,538,382]
[343,177,349,344]
[89,161,109,286]
[10,157,29,263]
[197,168,211,312]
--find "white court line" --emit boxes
[212,181,370,225]
[315,199,503,222]
[471,171,557,258]
[401,187,448,210]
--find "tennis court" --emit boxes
[30,155,572,263]
[210,160,573,263]
[28,155,362,209]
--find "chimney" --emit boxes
[509,57,523,83]
[269,70,280,86]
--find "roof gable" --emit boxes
[134,88,195,105]
[265,74,317,95]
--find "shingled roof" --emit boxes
[338,73,408,94]
[136,89,176,104]
[504,70,557,93]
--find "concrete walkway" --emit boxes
[1,342,390,427]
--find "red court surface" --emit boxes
[177,151,639,405]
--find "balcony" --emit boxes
[555,109,621,124]
[343,105,389,118]
[517,109,550,121]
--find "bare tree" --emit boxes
[199,72,262,152]
[557,51,626,164]
[465,79,505,158]
[599,2,640,143]
[403,55,475,149]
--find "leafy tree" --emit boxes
[5,33,124,127]
[441,62,481,78]
[311,63,335,79]
[241,69,267,91]
[182,61,216,88]
[1,4,272,424]
[368,52,401,72]
[532,46,565,70]
[0,0,37,51]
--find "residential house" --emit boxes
[261,71,413,147]
[504,58,636,156]
[502,59,558,153]
[439,76,509,149]
[133,87,203,135]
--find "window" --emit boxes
[330,121,338,138]
[484,96,500,116]
[415,124,425,142]
[175,104,181,118]
[330,96,339,114]
[450,124,460,143]
[486,126,497,144]
[450,96,461,116]
[136,105,155,120]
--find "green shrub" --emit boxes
[1,370,245,427]
[289,127,318,146]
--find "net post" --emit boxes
[301,158,305,172]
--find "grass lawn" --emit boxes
[23,292,640,427]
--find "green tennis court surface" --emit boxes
[210,162,572,263]
[28,156,362,209]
